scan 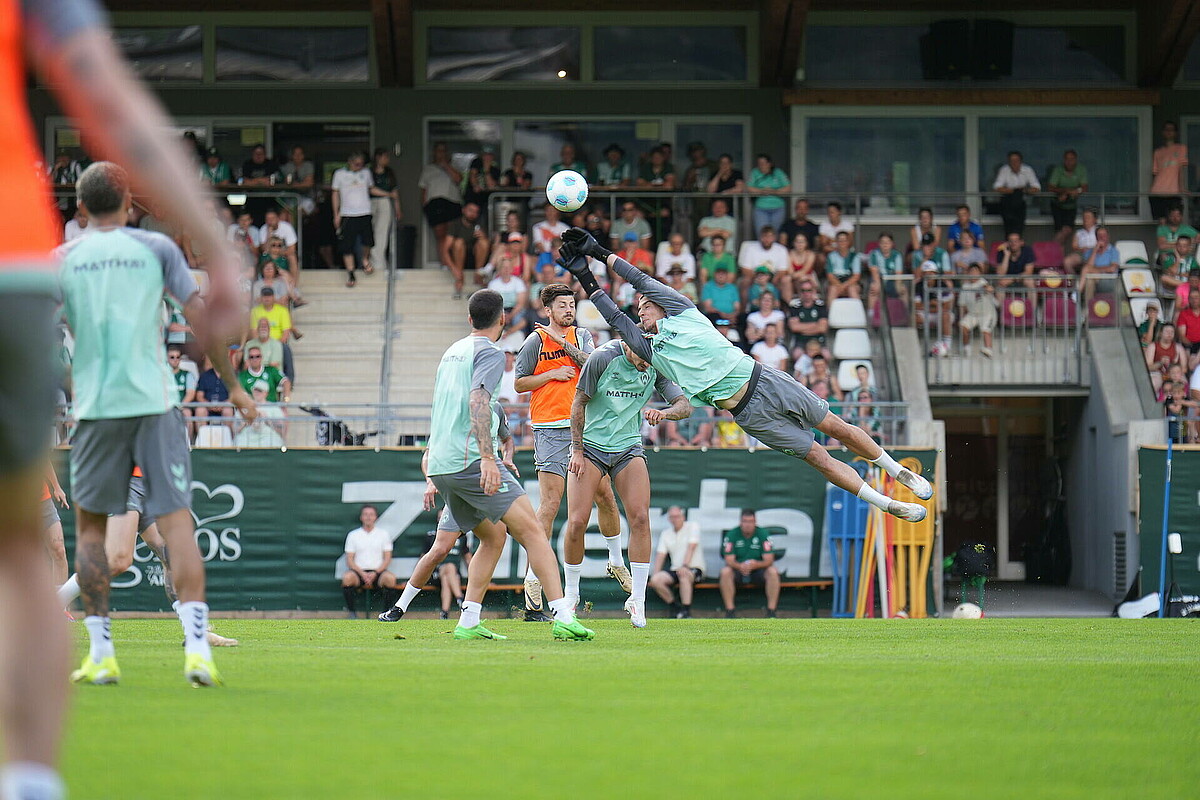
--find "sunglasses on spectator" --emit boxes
[167,354,181,359]
[800,286,816,292]
[247,354,262,359]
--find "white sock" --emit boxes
[869,450,903,479]
[397,582,422,612]
[603,534,623,566]
[55,575,79,607]
[857,482,894,513]
[630,562,650,603]
[564,562,583,600]
[83,616,114,663]
[459,600,482,628]
[548,596,576,624]
[171,601,180,614]
[177,601,212,660]
[0,762,65,800]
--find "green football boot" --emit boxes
[453,623,508,640]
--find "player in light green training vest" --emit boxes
[423,289,594,642]
[58,162,255,690]
[562,338,692,628]
[558,227,933,523]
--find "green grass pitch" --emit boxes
[64,618,1198,799]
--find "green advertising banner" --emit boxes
[53,447,935,612]
[1138,446,1200,597]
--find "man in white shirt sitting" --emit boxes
[1064,207,1099,274]
[258,208,299,275]
[341,505,398,618]
[992,150,1041,237]
[649,506,706,618]
[750,323,789,371]
[655,232,697,280]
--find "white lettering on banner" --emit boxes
[341,481,427,543]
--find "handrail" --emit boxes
[1119,278,1169,420]
[377,212,399,442]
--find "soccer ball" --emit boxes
[546,170,588,213]
[951,602,983,619]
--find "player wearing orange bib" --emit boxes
[513,284,625,620]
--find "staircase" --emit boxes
[386,269,469,422]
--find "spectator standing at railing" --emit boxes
[369,149,402,269]
[50,149,79,221]
[696,198,737,254]
[419,142,463,281]
[825,230,863,306]
[992,151,1040,237]
[1079,226,1120,307]
[636,145,676,240]
[819,201,855,253]
[198,147,232,188]
[779,198,820,251]
[595,143,632,188]
[1174,289,1200,373]
[1046,149,1089,249]
[946,205,984,253]
[908,207,942,253]
[279,145,316,223]
[1150,121,1188,223]
[706,153,745,197]
[957,263,998,358]
[1146,323,1187,394]
[746,154,790,235]
[549,142,590,182]
[610,201,652,251]
[240,144,279,223]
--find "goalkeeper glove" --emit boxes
[562,227,613,263]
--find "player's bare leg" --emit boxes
[382,527,476,622]
[562,459,606,607]
[42,518,68,588]
[155,507,221,685]
[613,458,652,627]
[440,562,463,617]
[803,439,927,523]
[0,469,69,799]
[525,470,566,618]
[814,412,933,501]
[594,476,630,591]
[503,496,593,640]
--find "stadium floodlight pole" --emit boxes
[1158,417,1174,619]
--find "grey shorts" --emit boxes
[437,505,461,532]
[41,497,59,530]
[429,460,524,534]
[731,364,829,460]
[533,427,571,478]
[582,442,645,478]
[124,476,157,532]
[0,291,57,476]
[71,408,192,518]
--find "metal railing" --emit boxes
[881,273,1089,387]
[53,399,914,448]
[486,189,1190,253]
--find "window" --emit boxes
[426,27,579,82]
[513,121,643,186]
[593,26,748,82]
[1182,36,1200,84]
[427,120,504,176]
[113,27,203,82]
[215,27,370,82]
[806,117,965,212]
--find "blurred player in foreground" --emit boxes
[424,290,593,641]
[564,339,691,627]
[559,228,933,521]
[0,1,250,796]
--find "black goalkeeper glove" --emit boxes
[557,252,600,295]
[562,227,613,263]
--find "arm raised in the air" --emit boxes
[603,253,694,315]
[588,293,655,363]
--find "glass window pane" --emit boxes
[674,123,745,187]
[806,117,964,213]
[594,27,747,81]
[426,27,579,82]
[113,26,202,82]
[215,27,369,82]
[805,26,927,84]
[978,117,1138,215]
[427,120,503,175]
[1183,36,1200,82]
[513,120,643,187]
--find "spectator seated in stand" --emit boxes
[792,338,823,382]
[819,201,855,253]
[663,405,714,447]
[195,350,236,428]
[841,363,878,400]
[908,207,942,253]
[696,198,737,254]
[737,225,790,288]
[663,263,698,304]
[447,202,490,296]
[779,198,821,252]
[950,230,988,275]
[64,208,87,242]
[615,230,655,276]
[699,234,735,285]
[700,263,741,341]
[238,343,290,402]
[250,285,295,379]
[1155,206,1197,260]
[711,409,748,449]
[227,210,262,270]
[247,318,286,377]
[848,389,883,442]
[719,510,780,618]
[1174,288,1200,373]
[946,204,984,253]
[609,201,652,251]
[649,506,705,619]
[1079,226,1120,307]
[340,505,398,618]
[750,322,789,371]
[824,231,863,306]
[167,345,196,430]
[957,263,998,358]
[747,270,781,318]
[487,256,529,345]
[784,232,819,305]
[1139,301,1165,350]
[253,254,301,310]
[1063,208,1099,274]
[787,279,830,362]
[655,233,696,281]
[1145,323,1187,394]
[234,381,287,447]
[803,355,841,398]
[996,232,1036,288]
[259,208,298,276]
[868,232,907,316]
[1160,236,1197,304]
[532,203,569,255]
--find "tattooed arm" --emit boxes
[470,387,500,494]
[568,390,590,477]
